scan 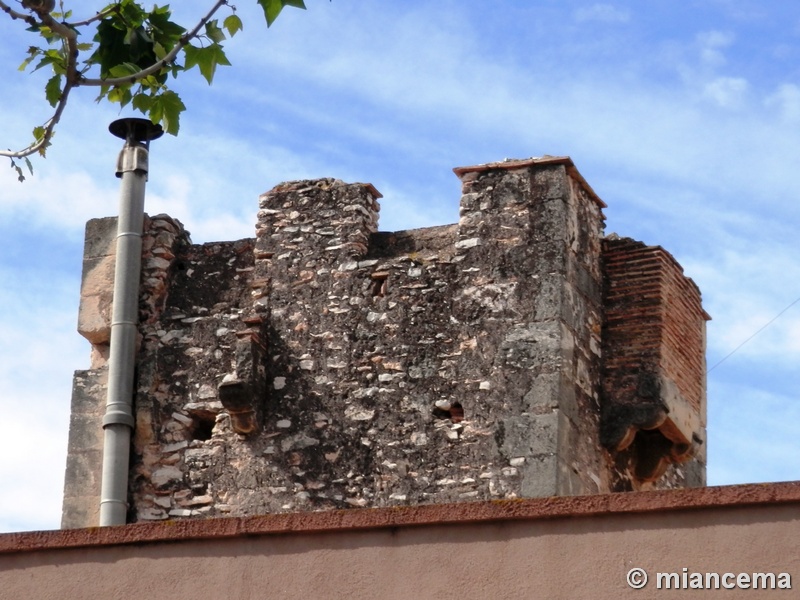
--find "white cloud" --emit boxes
[0,413,70,532]
[0,272,82,532]
[683,242,800,370]
[708,383,800,485]
[670,31,753,110]
[697,30,735,67]
[765,83,800,123]
[372,182,456,232]
[574,4,631,24]
[0,166,115,232]
[3,1,800,532]
[703,76,749,108]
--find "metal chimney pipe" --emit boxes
[99,118,163,526]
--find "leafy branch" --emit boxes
[1,0,308,180]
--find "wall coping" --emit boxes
[3,481,799,555]
[452,155,608,209]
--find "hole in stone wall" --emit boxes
[631,429,674,482]
[191,415,215,441]
[433,400,465,423]
[371,271,389,297]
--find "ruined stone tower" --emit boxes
[62,156,709,528]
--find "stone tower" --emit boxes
[62,156,708,528]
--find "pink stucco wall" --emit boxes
[2,482,798,599]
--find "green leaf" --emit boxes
[148,7,186,44]
[223,14,243,37]
[121,87,134,107]
[118,0,147,28]
[108,62,141,78]
[92,10,163,78]
[124,27,153,62]
[132,92,153,114]
[205,20,226,44]
[33,49,65,74]
[182,44,201,71]
[142,74,161,89]
[107,86,132,105]
[183,43,230,85]
[18,47,41,71]
[149,90,185,135]
[153,41,167,60]
[7,156,32,181]
[32,125,49,156]
[45,74,62,107]
[257,0,306,27]
[10,159,25,183]
[36,25,58,45]
[94,85,110,103]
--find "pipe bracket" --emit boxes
[103,409,135,429]
[115,145,149,177]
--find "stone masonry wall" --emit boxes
[62,156,708,527]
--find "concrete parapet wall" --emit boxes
[11,482,800,600]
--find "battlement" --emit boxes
[62,157,708,528]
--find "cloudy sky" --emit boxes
[1,0,799,533]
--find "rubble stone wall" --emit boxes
[62,157,708,528]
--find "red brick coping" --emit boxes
[3,482,799,555]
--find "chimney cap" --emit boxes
[109,118,164,144]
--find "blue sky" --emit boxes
[1,0,799,533]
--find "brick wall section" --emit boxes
[661,254,708,415]
[601,237,708,489]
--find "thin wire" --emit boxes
[708,295,800,372]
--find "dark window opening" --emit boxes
[371,271,389,297]
[191,415,215,441]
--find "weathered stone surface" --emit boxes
[77,218,117,350]
[61,369,106,529]
[62,157,707,528]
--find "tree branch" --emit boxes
[69,6,116,28]
[38,11,79,83]
[80,0,228,87]
[1,0,231,160]
[0,0,37,25]
[0,0,71,159]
